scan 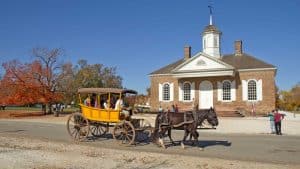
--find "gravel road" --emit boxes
[1,135,299,169]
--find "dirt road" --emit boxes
[1,120,300,168]
[1,135,299,169]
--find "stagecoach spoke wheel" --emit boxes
[66,113,90,141]
[113,121,136,145]
[90,123,108,137]
[135,119,153,142]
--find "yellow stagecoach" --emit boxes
[66,88,152,145]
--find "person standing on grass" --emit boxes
[267,110,275,134]
[274,109,284,135]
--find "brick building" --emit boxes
[149,13,276,116]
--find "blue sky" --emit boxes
[0,0,299,94]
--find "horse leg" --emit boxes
[167,127,175,145]
[189,131,193,142]
[158,128,166,149]
[181,126,189,149]
[193,130,203,150]
[191,130,198,146]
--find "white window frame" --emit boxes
[183,82,192,101]
[162,83,170,101]
[247,79,257,101]
[222,80,231,102]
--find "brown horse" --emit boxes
[153,107,219,149]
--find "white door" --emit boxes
[199,81,213,109]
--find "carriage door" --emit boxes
[199,81,213,109]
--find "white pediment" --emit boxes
[175,52,232,72]
[171,52,235,78]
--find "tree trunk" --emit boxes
[42,104,47,115]
[48,103,53,114]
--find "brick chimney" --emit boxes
[234,40,243,56]
[184,45,191,60]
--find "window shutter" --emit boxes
[242,80,248,101]
[231,80,236,101]
[170,83,174,101]
[178,82,183,101]
[158,83,162,101]
[257,79,263,101]
[217,81,222,101]
[191,82,195,101]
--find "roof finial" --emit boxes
[208,4,213,25]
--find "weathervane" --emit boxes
[208,4,213,25]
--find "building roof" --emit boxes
[149,58,185,75]
[150,52,276,76]
[202,25,221,34]
[221,53,276,70]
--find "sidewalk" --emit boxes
[132,113,300,136]
[2,112,300,136]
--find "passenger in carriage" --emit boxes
[90,94,96,107]
[103,99,110,109]
[115,95,131,118]
[115,96,124,110]
[84,96,91,106]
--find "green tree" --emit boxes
[59,59,123,105]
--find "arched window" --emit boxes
[222,81,231,100]
[163,83,170,101]
[183,82,191,101]
[248,80,257,101]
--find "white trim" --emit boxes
[178,82,183,101]
[149,74,173,77]
[221,80,232,102]
[158,83,162,102]
[231,80,236,101]
[182,81,192,102]
[173,70,234,78]
[257,79,263,101]
[238,68,277,72]
[170,83,174,101]
[191,82,195,102]
[242,80,248,101]
[173,52,234,72]
[161,82,172,102]
[247,79,258,102]
[217,81,222,101]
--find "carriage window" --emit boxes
[163,84,170,101]
[183,82,191,101]
[248,80,257,101]
[222,81,231,101]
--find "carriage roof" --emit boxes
[77,88,137,95]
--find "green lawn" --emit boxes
[3,106,79,114]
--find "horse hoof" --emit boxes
[159,138,166,149]
[181,142,185,149]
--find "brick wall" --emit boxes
[149,69,276,115]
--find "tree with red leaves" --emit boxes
[1,48,64,114]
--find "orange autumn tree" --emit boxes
[1,48,64,114]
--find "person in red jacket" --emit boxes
[274,109,284,135]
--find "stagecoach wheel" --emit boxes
[66,113,90,141]
[113,121,136,145]
[135,119,153,142]
[90,123,108,137]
